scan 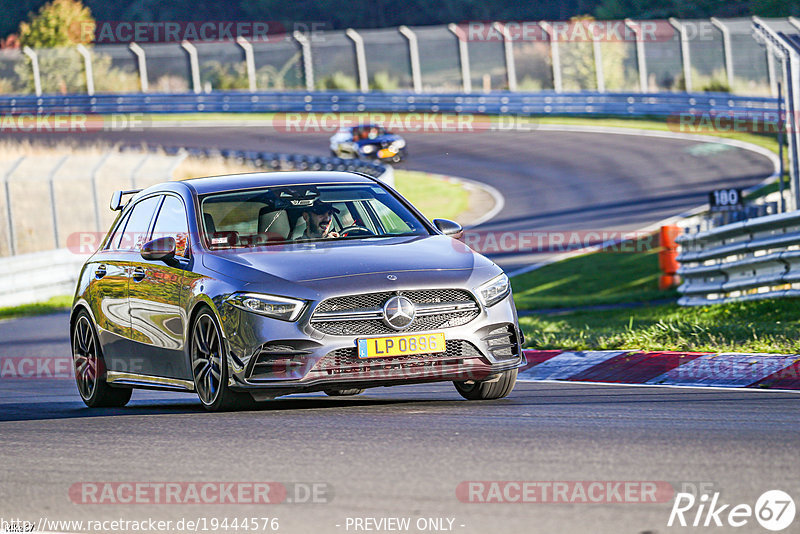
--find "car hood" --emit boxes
[202,235,498,295]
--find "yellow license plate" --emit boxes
[377,148,397,159]
[357,332,446,359]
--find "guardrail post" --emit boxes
[538,22,562,93]
[236,36,257,92]
[22,46,42,97]
[493,22,517,92]
[669,18,692,92]
[399,26,422,93]
[90,152,112,232]
[2,157,24,256]
[710,18,734,92]
[448,24,472,93]
[181,40,202,94]
[292,31,314,91]
[786,53,800,211]
[76,44,95,96]
[625,19,649,93]
[48,156,68,249]
[129,42,149,93]
[346,29,369,92]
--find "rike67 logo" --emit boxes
[668,490,796,531]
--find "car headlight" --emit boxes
[360,145,375,154]
[226,293,306,321]
[391,139,406,149]
[476,273,510,307]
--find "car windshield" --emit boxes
[200,183,429,248]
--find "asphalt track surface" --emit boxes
[2,128,797,533]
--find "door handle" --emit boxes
[131,266,146,282]
[95,264,107,279]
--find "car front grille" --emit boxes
[310,289,480,336]
[312,339,482,375]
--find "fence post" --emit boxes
[129,42,149,93]
[346,29,369,92]
[236,36,257,92]
[2,157,24,256]
[710,18,734,92]
[48,156,69,249]
[181,40,201,94]
[22,47,42,96]
[76,44,95,96]
[625,19,649,93]
[669,18,692,92]
[538,22,562,93]
[447,24,472,93]
[292,31,314,91]
[591,26,605,92]
[398,26,422,93]
[493,22,517,92]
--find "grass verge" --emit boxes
[393,170,469,221]
[513,236,800,354]
[518,300,800,354]
[0,295,72,321]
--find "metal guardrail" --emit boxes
[676,210,800,305]
[0,90,779,117]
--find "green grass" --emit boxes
[393,170,469,221]
[512,236,677,309]
[0,295,72,320]
[512,235,800,354]
[519,300,800,354]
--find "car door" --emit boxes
[127,194,191,379]
[90,195,162,375]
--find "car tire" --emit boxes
[323,388,365,396]
[453,369,517,400]
[190,308,253,412]
[71,311,132,408]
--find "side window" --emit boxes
[151,196,190,257]
[105,211,131,251]
[116,196,161,251]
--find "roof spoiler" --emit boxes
[110,189,141,211]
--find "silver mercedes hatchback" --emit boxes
[70,171,524,411]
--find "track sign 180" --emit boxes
[709,188,742,211]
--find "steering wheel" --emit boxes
[338,225,374,237]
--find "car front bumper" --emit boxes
[221,291,524,398]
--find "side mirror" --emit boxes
[433,218,464,240]
[141,236,176,262]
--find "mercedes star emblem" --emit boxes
[382,295,415,330]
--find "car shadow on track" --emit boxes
[0,394,459,423]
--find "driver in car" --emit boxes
[301,201,340,239]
